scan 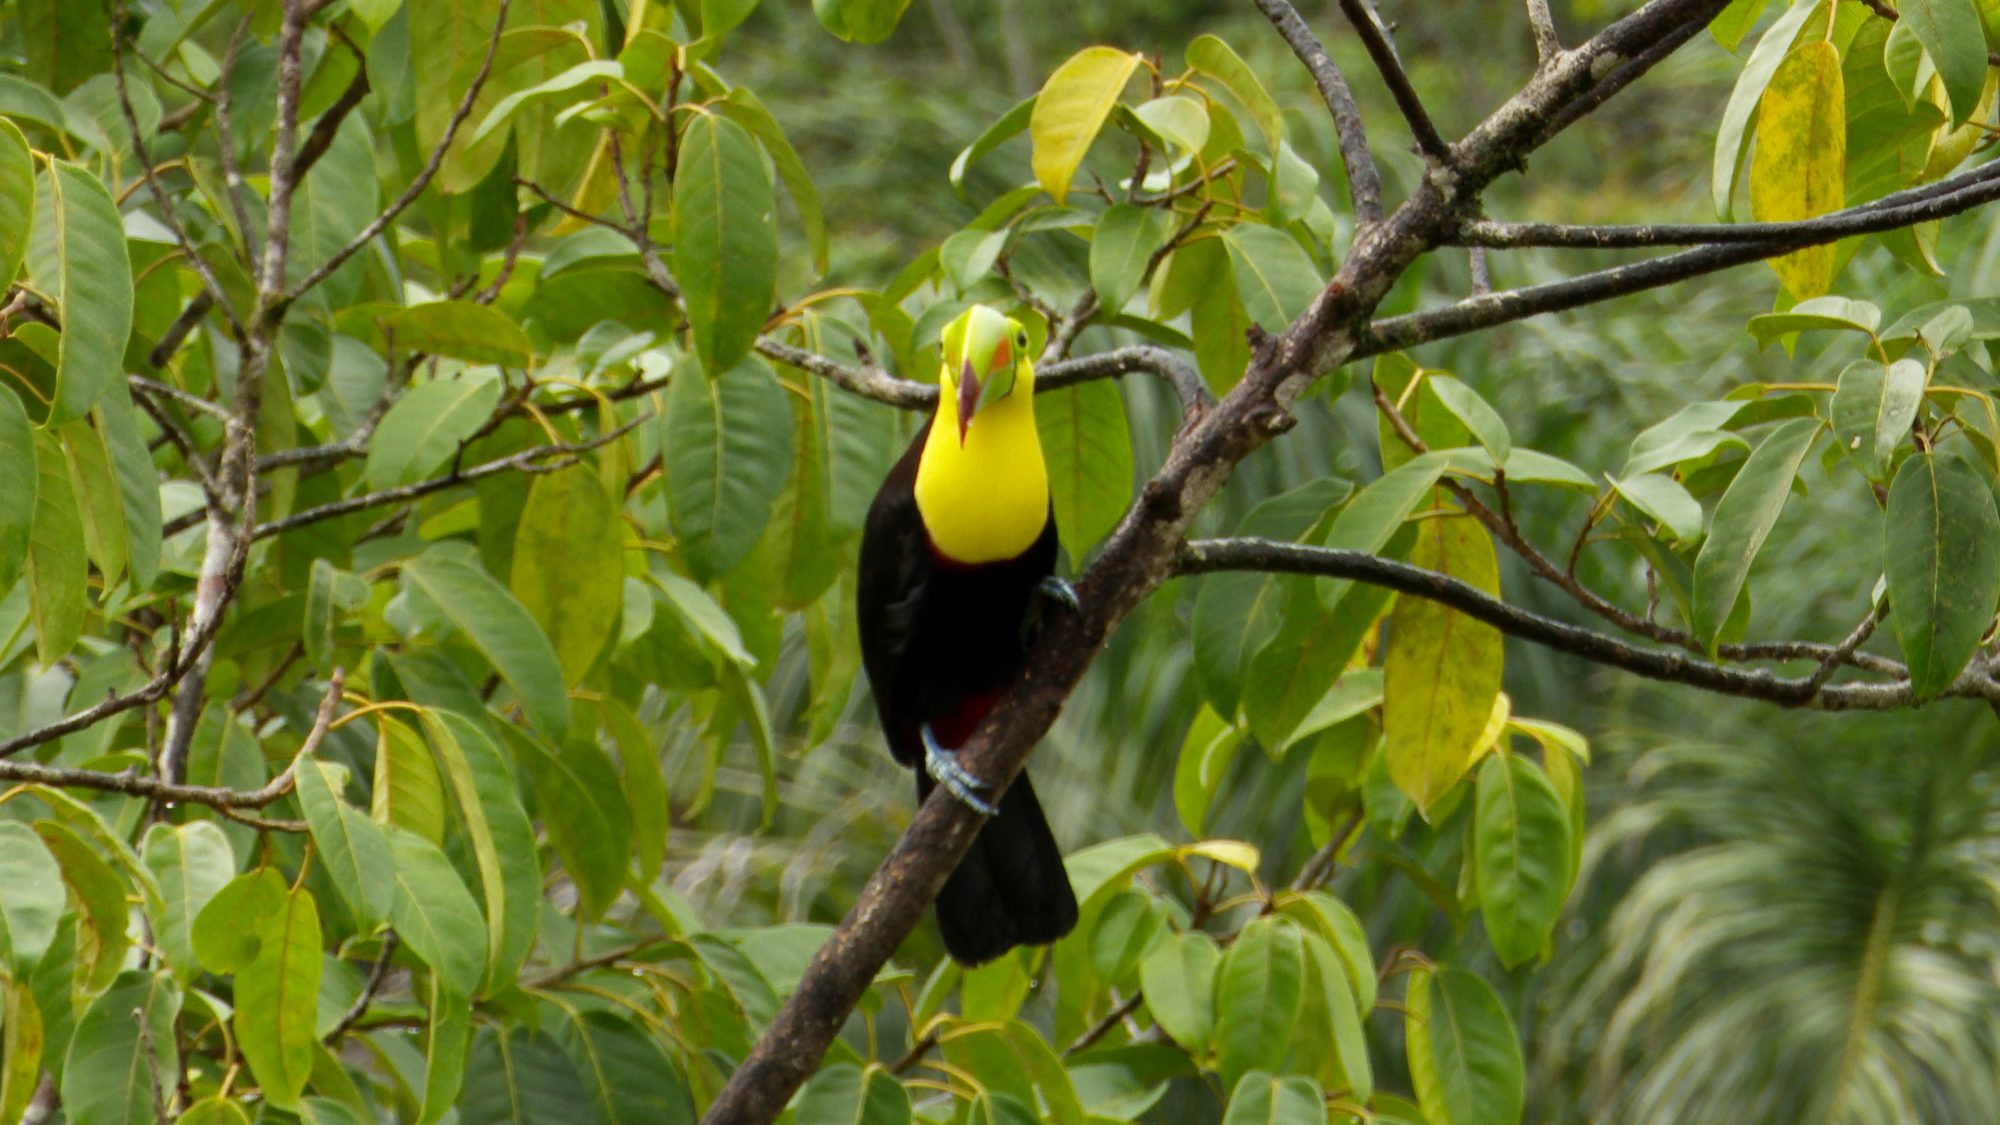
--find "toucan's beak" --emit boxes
[957,358,980,444]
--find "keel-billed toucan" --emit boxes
[857,304,1081,965]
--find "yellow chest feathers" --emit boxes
[914,390,1049,564]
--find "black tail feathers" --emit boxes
[916,770,1079,965]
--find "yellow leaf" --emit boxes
[1382,511,1503,816]
[1750,40,1845,298]
[1466,690,1512,771]
[1030,47,1140,204]
[1177,838,1261,874]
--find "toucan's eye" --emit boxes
[1015,331,1029,349]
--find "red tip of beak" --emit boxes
[957,360,979,445]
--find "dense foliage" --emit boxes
[0,0,1997,1122]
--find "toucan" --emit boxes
[856,303,1081,965]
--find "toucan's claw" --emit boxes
[921,724,999,816]
[1037,575,1081,614]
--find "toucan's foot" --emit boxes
[921,724,998,815]
[1037,575,1081,614]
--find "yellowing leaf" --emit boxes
[1030,47,1140,204]
[1383,511,1503,816]
[1750,41,1845,297]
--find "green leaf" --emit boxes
[138,821,236,981]
[674,113,779,375]
[1174,704,1243,836]
[468,59,623,148]
[36,819,128,994]
[1474,754,1574,968]
[459,1026,590,1124]
[1030,47,1141,204]
[1609,473,1704,544]
[552,1008,697,1125]
[293,754,395,928]
[0,119,32,291]
[1317,451,1454,611]
[1745,295,1882,346]
[1884,451,2000,697]
[410,0,508,188]
[1131,95,1209,153]
[1383,512,1503,817]
[373,715,448,844]
[1193,479,1347,716]
[600,699,668,885]
[0,975,40,1125]
[1406,966,1524,1125]
[1749,40,1845,297]
[59,416,128,588]
[27,422,84,667]
[421,976,473,1125]
[1690,417,1821,650]
[96,389,160,590]
[1427,375,1512,467]
[193,867,287,974]
[1831,358,1926,482]
[836,0,915,43]
[1037,378,1133,561]
[1624,400,1751,477]
[950,96,1034,196]
[1901,0,1988,125]
[1245,584,1390,753]
[1139,929,1220,1054]
[1186,34,1283,153]
[0,821,62,973]
[1713,0,1821,218]
[1220,224,1323,333]
[1222,1071,1325,1125]
[27,159,132,425]
[422,711,542,989]
[1090,203,1177,314]
[512,468,625,683]
[403,553,571,742]
[363,376,504,489]
[662,355,793,582]
[655,570,756,665]
[939,227,1007,291]
[235,885,322,1111]
[385,824,488,998]
[367,300,536,367]
[719,87,828,276]
[59,971,180,1125]
[1213,916,1305,1089]
[0,387,34,590]
[1711,0,1771,51]
[790,1062,911,1125]
[508,728,631,921]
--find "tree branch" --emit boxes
[755,339,1212,417]
[1366,163,2000,355]
[0,672,341,812]
[1251,0,1385,223]
[252,416,648,539]
[281,0,513,309]
[1526,0,1563,63]
[1334,0,1453,167]
[1175,538,1983,710]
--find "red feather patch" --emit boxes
[931,688,1004,749]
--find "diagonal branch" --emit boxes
[1174,539,1981,711]
[280,0,514,310]
[0,672,342,813]
[1334,0,1453,166]
[1364,163,2000,355]
[755,339,1213,417]
[1252,0,1385,223]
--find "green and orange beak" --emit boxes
[941,305,1027,443]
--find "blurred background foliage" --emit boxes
[680,1,2000,1118]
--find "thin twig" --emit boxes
[1251,0,1384,223]
[1525,0,1563,63]
[281,0,514,309]
[1334,0,1454,166]
[1176,539,1985,710]
[253,417,648,538]
[323,932,400,1043]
